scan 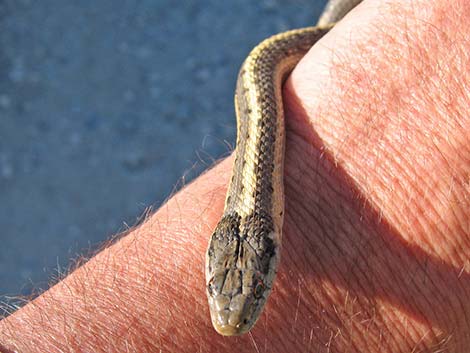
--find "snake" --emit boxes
[205,0,363,336]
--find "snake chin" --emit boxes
[207,288,269,336]
[206,267,273,336]
[208,295,254,336]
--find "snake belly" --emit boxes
[205,0,362,336]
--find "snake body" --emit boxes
[205,0,362,336]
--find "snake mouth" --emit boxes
[208,293,256,336]
[213,322,250,336]
[210,309,252,336]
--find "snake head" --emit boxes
[205,212,280,335]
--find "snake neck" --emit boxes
[225,27,331,226]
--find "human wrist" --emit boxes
[283,0,470,351]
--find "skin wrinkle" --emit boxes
[380,142,442,250]
[289,158,359,234]
[342,12,458,170]
[285,191,356,298]
[327,296,369,350]
[123,228,189,346]
[322,5,468,262]
[284,145,402,350]
[290,136,402,302]
[288,116,446,350]
[286,24,466,344]
[273,219,348,349]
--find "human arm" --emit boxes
[1,0,469,351]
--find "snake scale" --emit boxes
[205,0,363,336]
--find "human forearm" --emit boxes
[1,0,469,352]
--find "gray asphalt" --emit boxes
[0,0,326,311]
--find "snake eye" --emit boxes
[207,277,216,296]
[253,280,265,299]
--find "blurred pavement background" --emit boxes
[0,0,326,310]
